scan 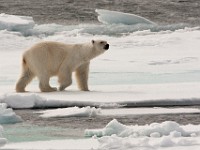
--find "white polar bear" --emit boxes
[16,40,109,92]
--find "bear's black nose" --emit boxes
[104,44,109,50]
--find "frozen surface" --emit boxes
[2,138,99,150]
[95,9,156,25]
[97,134,200,150]
[0,125,6,148]
[101,107,200,116]
[38,107,200,118]
[0,13,34,32]
[39,106,101,118]
[0,13,200,149]
[0,94,45,109]
[3,137,200,150]
[0,103,22,124]
[1,83,200,109]
[1,25,200,86]
[86,119,200,149]
[2,119,200,150]
[85,119,200,137]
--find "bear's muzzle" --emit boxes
[104,44,109,50]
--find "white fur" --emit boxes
[16,40,108,92]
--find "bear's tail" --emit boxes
[15,56,35,92]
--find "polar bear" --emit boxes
[16,40,109,92]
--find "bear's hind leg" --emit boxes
[16,68,35,92]
[58,71,72,91]
[38,75,57,92]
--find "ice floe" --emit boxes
[95,9,156,25]
[38,107,200,118]
[85,119,200,149]
[97,134,200,149]
[0,13,34,32]
[0,103,22,124]
[1,83,200,109]
[39,106,101,118]
[85,119,200,137]
[0,94,45,109]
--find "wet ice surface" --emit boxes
[2,107,199,143]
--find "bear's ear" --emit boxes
[92,40,95,44]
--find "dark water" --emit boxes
[0,0,200,25]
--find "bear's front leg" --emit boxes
[58,69,72,91]
[75,62,90,91]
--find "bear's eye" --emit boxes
[100,41,104,44]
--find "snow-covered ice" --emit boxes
[39,106,101,118]
[86,119,200,149]
[2,119,200,150]
[95,9,156,25]
[85,119,200,137]
[102,107,200,116]
[1,83,200,109]
[3,136,200,150]
[38,107,200,118]
[97,134,200,150]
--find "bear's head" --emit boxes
[92,40,109,54]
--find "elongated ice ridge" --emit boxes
[95,9,156,25]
